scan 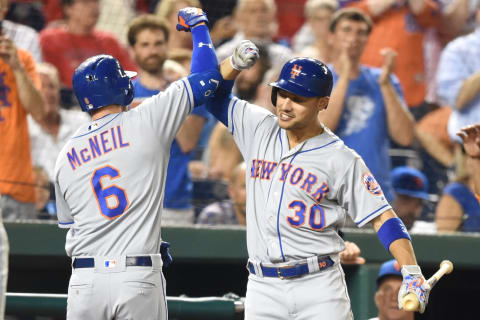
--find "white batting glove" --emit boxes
[398,265,430,313]
[230,40,260,71]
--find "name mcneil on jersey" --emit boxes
[251,159,330,203]
[67,125,130,170]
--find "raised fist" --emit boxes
[176,7,209,32]
[230,40,260,70]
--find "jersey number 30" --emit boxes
[287,200,325,230]
[91,165,129,219]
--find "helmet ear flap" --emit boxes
[271,87,278,107]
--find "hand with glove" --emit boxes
[230,40,260,71]
[160,241,173,268]
[176,7,209,32]
[398,265,430,313]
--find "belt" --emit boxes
[73,256,152,269]
[248,256,334,279]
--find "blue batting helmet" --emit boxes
[269,57,333,106]
[73,55,136,112]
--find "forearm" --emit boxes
[372,209,417,266]
[13,65,45,122]
[415,127,454,167]
[175,115,205,153]
[219,57,240,80]
[190,23,218,73]
[366,0,396,17]
[318,76,349,131]
[455,72,480,110]
[381,82,415,146]
[472,158,480,195]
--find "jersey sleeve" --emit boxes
[226,97,274,158]
[54,179,74,229]
[134,78,194,145]
[335,156,391,227]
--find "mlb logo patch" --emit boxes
[362,172,382,196]
[104,260,117,268]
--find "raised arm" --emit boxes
[379,48,415,146]
[0,33,45,123]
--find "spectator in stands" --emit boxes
[0,0,42,62]
[197,162,247,226]
[39,0,137,89]
[96,0,136,46]
[391,166,436,233]
[33,166,51,218]
[347,0,440,118]
[368,259,414,320]
[0,29,46,221]
[127,14,210,225]
[415,106,454,194]
[28,62,89,181]
[155,0,201,50]
[215,0,293,68]
[234,44,271,102]
[318,8,415,201]
[294,0,339,62]
[435,143,480,232]
[206,123,243,181]
[457,124,480,195]
[436,4,480,144]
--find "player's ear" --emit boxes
[317,96,329,111]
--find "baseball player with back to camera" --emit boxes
[54,9,222,320]
[177,8,431,319]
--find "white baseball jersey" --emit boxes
[225,97,391,264]
[54,79,194,257]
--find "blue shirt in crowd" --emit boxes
[331,66,406,202]
[443,182,480,232]
[436,27,480,141]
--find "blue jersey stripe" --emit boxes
[275,137,340,261]
[58,220,74,225]
[181,79,193,113]
[356,204,390,226]
[230,99,238,135]
[72,113,121,139]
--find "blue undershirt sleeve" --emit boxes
[190,24,218,73]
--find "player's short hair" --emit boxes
[127,14,170,47]
[36,62,61,89]
[329,8,373,34]
[155,0,202,19]
[304,0,338,19]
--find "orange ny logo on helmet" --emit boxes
[290,64,302,79]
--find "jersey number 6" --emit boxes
[287,200,325,230]
[91,165,129,219]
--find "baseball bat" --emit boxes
[402,260,454,312]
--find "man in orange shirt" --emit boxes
[0,29,46,220]
[347,0,439,116]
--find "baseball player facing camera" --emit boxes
[178,7,430,319]
[54,9,221,320]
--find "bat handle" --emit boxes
[402,292,419,311]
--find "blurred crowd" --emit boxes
[1,0,480,234]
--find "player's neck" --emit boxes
[91,105,124,121]
[286,124,324,149]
